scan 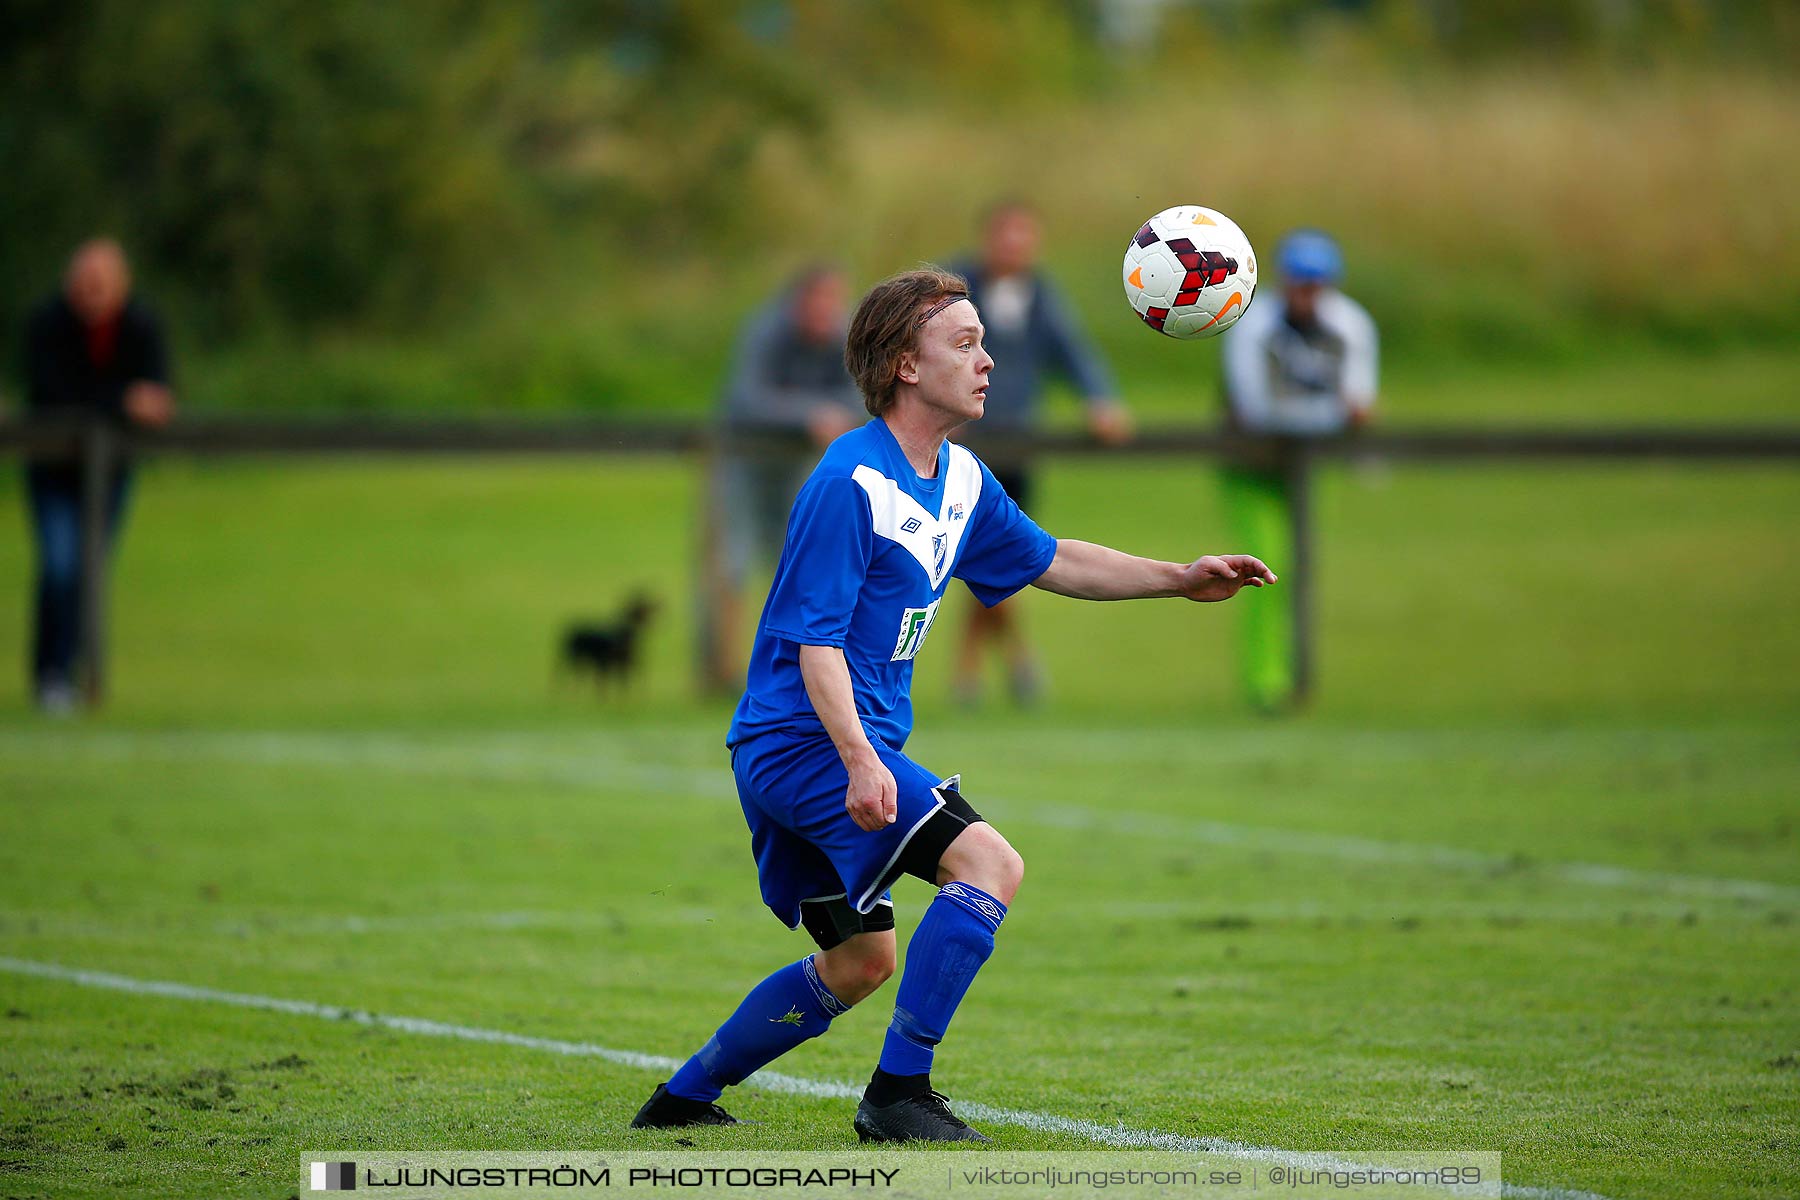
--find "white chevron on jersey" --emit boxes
[850,445,983,589]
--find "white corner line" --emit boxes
[0,956,1617,1200]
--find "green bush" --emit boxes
[3,1,1796,413]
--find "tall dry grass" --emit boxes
[735,71,1799,354]
[177,66,1800,414]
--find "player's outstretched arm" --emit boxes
[1031,539,1276,603]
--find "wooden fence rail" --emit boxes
[4,415,1797,705]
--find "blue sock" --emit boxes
[878,882,1007,1078]
[665,955,849,1102]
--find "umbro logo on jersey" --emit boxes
[851,452,982,589]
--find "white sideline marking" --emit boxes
[7,729,1793,907]
[0,908,727,939]
[0,956,1614,1200]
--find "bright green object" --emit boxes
[1221,464,1295,710]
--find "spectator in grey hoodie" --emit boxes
[946,201,1132,706]
[706,266,865,686]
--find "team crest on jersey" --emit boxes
[891,599,941,662]
[932,532,948,577]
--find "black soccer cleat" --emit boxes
[853,1089,990,1143]
[630,1083,740,1129]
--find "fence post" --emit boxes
[78,417,114,706]
[693,431,735,696]
[1281,438,1316,706]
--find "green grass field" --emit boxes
[1,413,1797,1197]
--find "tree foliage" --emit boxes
[2,0,1790,376]
[0,0,829,339]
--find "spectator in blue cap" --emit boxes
[1219,229,1378,710]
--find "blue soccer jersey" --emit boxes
[727,419,1058,750]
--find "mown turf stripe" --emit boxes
[9,728,1792,907]
[0,956,1615,1199]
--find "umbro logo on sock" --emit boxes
[940,882,1005,924]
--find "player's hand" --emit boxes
[1176,554,1276,603]
[844,746,899,832]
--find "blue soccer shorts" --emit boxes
[729,727,984,950]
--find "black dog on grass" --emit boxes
[561,592,658,693]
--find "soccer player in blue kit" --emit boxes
[632,268,1276,1142]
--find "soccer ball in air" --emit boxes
[1122,205,1258,339]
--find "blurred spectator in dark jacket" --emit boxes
[947,200,1131,706]
[703,265,863,688]
[23,239,174,713]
